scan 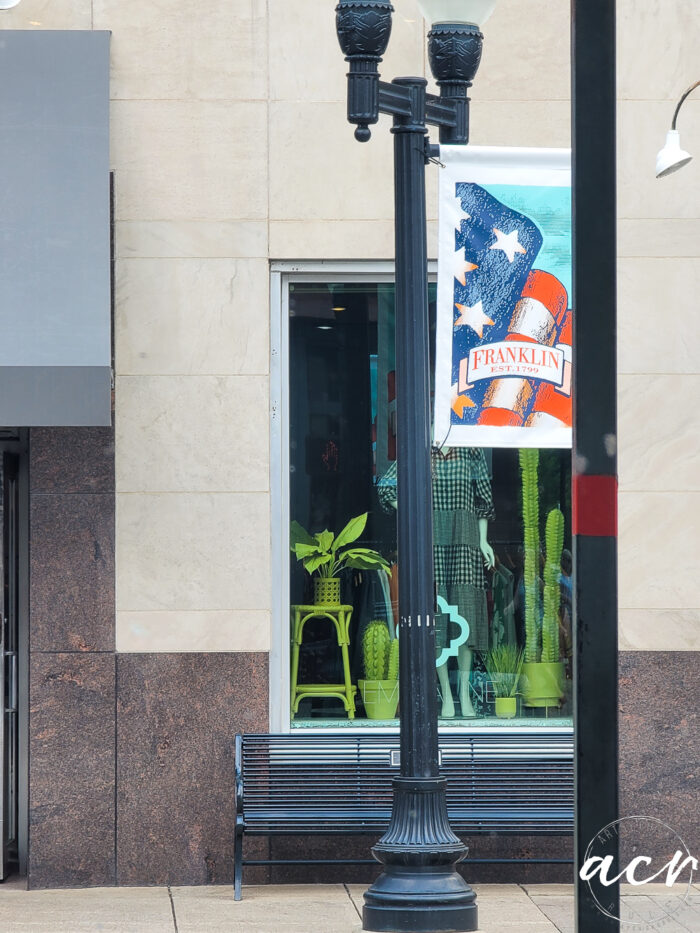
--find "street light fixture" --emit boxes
[335,2,493,931]
[655,80,699,177]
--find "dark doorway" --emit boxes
[0,449,21,879]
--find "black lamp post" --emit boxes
[335,3,493,931]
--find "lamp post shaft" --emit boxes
[392,77,438,780]
[334,6,486,928]
[362,76,478,933]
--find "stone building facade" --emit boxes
[0,0,697,888]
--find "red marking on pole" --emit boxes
[572,474,618,537]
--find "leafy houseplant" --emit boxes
[290,513,391,606]
[518,449,565,708]
[484,644,524,719]
[358,620,399,720]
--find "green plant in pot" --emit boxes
[484,644,524,719]
[290,513,391,606]
[518,449,565,708]
[358,620,399,720]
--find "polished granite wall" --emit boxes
[27,427,270,889]
[28,427,116,888]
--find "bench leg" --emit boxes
[234,819,243,901]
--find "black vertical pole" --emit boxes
[362,75,477,933]
[392,81,438,779]
[571,1,620,931]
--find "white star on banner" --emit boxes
[454,300,494,338]
[489,227,527,263]
[443,193,471,235]
[451,247,478,286]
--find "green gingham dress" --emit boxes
[377,447,495,651]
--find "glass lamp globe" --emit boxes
[0,0,22,8]
[416,0,496,26]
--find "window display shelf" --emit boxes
[291,716,573,730]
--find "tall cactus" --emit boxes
[542,508,564,663]
[387,637,399,682]
[362,621,391,680]
[519,449,540,662]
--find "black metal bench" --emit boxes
[234,731,574,900]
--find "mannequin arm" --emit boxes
[478,518,495,570]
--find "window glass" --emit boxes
[289,280,572,728]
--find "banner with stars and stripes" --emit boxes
[434,146,572,449]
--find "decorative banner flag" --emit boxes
[434,146,572,448]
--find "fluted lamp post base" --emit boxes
[363,780,477,933]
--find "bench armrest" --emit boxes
[235,734,244,814]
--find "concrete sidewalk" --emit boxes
[0,879,698,932]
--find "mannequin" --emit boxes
[377,447,495,718]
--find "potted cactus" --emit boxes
[358,621,399,720]
[290,513,391,606]
[483,644,524,718]
[518,449,565,707]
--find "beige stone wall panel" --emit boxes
[618,101,700,219]
[468,99,571,148]
[269,101,395,222]
[474,0,570,101]
[268,0,424,103]
[618,259,700,374]
[93,0,267,101]
[116,610,271,652]
[0,0,91,28]
[618,220,700,259]
[111,100,267,221]
[619,609,700,652]
[617,0,700,101]
[618,375,700,492]
[114,258,270,376]
[116,492,270,612]
[618,491,700,610]
[116,220,268,260]
[115,374,269,494]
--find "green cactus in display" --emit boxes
[362,621,391,680]
[387,637,399,682]
[542,508,564,663]
[519,449,541,663]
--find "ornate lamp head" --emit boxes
[416,0,495,91]
[335,0,394,141]
[336,0,394,61]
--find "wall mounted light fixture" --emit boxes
[656,80,699,177]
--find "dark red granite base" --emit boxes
[30,426,114,495]
[29,426,115,653]
[28,653,116,888]
[619,651,699,860]
[268,833,573,885]
[116,653,269,885]
[29,493,115,652]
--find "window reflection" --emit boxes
[289,281,572,728]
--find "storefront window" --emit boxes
[288,280,572,728]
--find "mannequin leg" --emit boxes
[437,662,455,718]
[458,646,476,717]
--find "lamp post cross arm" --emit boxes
[377,80,463,132]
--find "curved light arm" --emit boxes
[671,80,700,130]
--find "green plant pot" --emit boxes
[314,577,340,606]
[359,680,399,720]
[495,697,517,719]
[520,661,564,708]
